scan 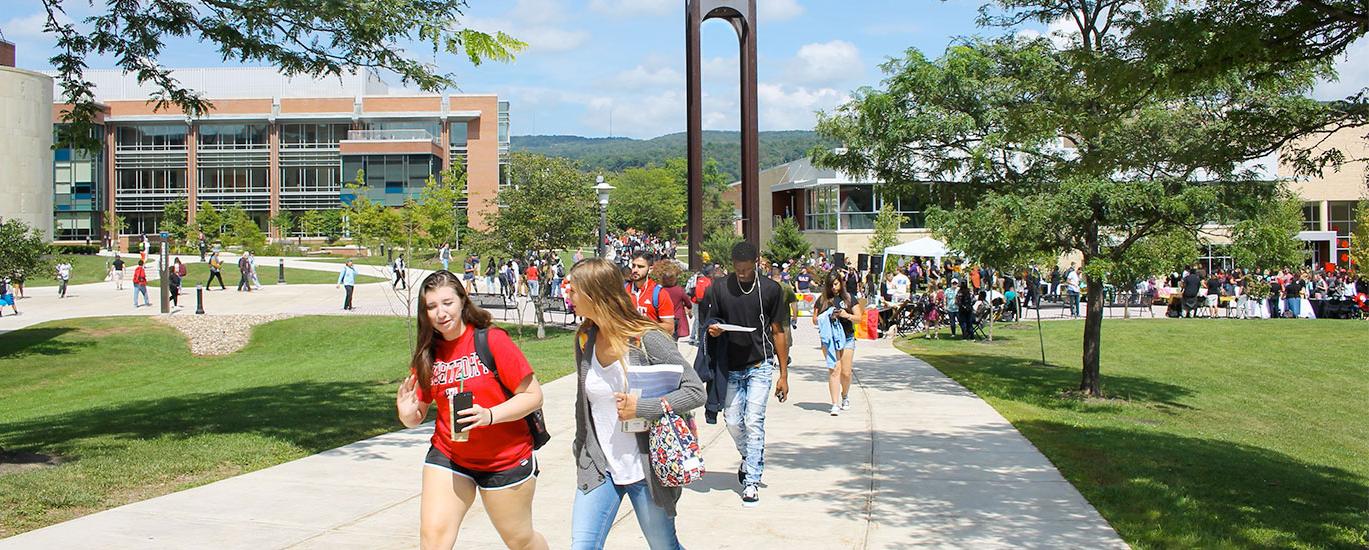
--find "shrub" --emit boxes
[52,243,100,255]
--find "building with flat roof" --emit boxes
[740,134,1363,271]
[51,67,509,244]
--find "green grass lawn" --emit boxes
[0,316,576,537]
[306,255,443,271]
[895,319,1368,549]
[172,262,384,287]
[22,255,119,287]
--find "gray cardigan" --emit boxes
[573,326,706,516]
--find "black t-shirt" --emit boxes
[1206,277,1222,294]
[708,274,789,370]
[795,273,811,292]
[1284,280,1304,298]
[113,258,124,271]
[1182,273,1202,296]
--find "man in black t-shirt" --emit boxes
[1181,268,1203,318]
[1284,277,1305,318]
[697,241,790,508]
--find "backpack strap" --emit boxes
[652,284,662,312]
[473,327,502,389]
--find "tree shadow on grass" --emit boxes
[0,380,402,458]
[762,419,1367,549]
[0,327,89,360]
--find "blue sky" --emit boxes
[4,0,1363,139]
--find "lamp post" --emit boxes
[593,176,614,258]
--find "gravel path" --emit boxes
[157,313,296,356]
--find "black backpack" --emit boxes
[473,327,551,450]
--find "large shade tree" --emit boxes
[42,0,525,151]
[814,0,1355,396]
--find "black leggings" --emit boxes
[206,270,225,289]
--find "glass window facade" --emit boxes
[340,154,435,205]
[116,168,187,194]
[1303,201,1322,231]
[116,125,187,150]
[53,124,104,239]
[1198,243,1233,274]
[198,167,269,194]
[281,123,352,147]
[198,123,268,148]
[1328,200,1359,237]
[364,120,440,141]
[804,183,933,231]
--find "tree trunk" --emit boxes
[1079,279,1106,397]
[533,297,547,340]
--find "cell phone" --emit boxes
[449,391,473,442]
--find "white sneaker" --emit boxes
[840,396,851,410]
[829,404,840,416]
[742,484,760,507]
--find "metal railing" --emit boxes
[345,129,435,142]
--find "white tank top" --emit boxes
[586,352,646,485]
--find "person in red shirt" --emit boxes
[525,263,541,298]
[132,260,151,307]
[395,271,549,550]
[625,252,674,334]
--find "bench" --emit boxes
[469,293,516,320]
[539,297,576,326]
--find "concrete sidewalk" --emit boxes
[0,318,1125,549]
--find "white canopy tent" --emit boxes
[883,237,950,261]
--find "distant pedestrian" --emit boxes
[0,278,18,316]
[111,254,126,290]
[464,255,477,292]
[337,259,357,310]
[945,278,961,338]
[198,234,208,262]
[206,252,226,290]
[168,261,183,308]
[132,260,151,307]
[484,258,497,292]
[814,272,861,416]
[140,234,150,263]
[393,255,407,290]
[439,242,452,272]
[249,252,262,290]
[237,254,253,292]
[56,260,72,298]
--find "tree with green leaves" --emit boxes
[866,203,907,257]
[608,163,686,237]
[343,171,398,251]
[1348,202,1368,271]
[765,218,810,265]
[1229,195,1307,270]
[412,166,469,253]
[814,1,1342,396]
[44,0,525,152]
[101,213,125,248]
[701,228,743,267]
[300,209,343,243]
[270,210,296,241]
[194,201,223,242]
[220,205,265,252]
[161,199,188,243]
[0,220,53,285]
[481,153,597,338]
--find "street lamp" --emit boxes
[593,176,614,258]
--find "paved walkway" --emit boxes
[0,298,1126,548]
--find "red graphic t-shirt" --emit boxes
[415,327,536,471]
[627,279,675,322]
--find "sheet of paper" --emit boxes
[714,323,757,333]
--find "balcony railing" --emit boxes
[345,129,435,142]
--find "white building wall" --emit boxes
[0,66,54,240]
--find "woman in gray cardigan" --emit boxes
[566,258,705,550]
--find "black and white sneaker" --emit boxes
[742,484,760,507]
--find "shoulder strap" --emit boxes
[474,327,500,382]
[652,283,662,310]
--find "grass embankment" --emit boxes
[0,316,575,537]
[896,319,1369,549]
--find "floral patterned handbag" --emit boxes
[648,398,705,487]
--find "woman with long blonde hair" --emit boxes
[566,258,705,549]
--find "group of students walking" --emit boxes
[398,241,796,549]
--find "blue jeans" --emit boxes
[725,361,775,486]
[133,284,150,306]
[1285,297,1301,318]
[1068,290,1081,317]
[571,472,682,550]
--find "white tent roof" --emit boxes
[883,237,949,259]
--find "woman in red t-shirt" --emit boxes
[395,271,549,550]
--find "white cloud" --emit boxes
[612,64,683,89]
[588,0,674,18]
[576,89,742,137]
[2,11,63,42]
[758,83,848,130]
[1313,37,1369,100]
[759,0,806,22]
[784,40,863,86]
[508,0,569,25]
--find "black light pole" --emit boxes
[593,176,614,258]
[195,284,205,314]
[278,258,286,284]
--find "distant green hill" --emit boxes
[511,130,837,181]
